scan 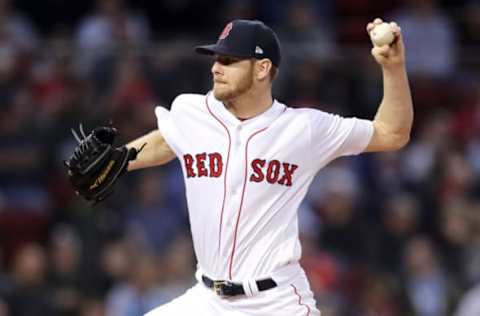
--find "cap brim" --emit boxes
[194,44,219,55]
[194,44,253,59]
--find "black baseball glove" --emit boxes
[64,124,142,204]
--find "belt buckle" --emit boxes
[213,280,231,297]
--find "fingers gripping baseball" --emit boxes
[367,18,405,68]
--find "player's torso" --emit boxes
[171,93,315,280]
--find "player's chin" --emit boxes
[213,86,233,101]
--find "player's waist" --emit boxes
[201,275,277,297]
[195,261,303,297]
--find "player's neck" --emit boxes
[224,88,273,121]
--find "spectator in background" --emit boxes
[0,300,8,316]
[149,44,207,106]
[438,198,477,293]
[124,171,187,254]
[371,151,405,196]
[99,239,134,294]
[105,253,163,316]
[32,32,87,125]
[462,205,480,287]
[154,235,195,302]
[376,193,420,274]
[258,0,334,26]
[458,1,480,72]
[105,235,194,316]
[0,299,8,315]
[334,0,393,44]
[79,299,104,316]
[279,61,324,107]
[278,0,336,62]
[461,0,480,44]
[297,201,343,313]
[455,209,480,311]
[391,0,457,77]
[222,0,258,24]
[0,86,52,253]
[402,111,452,188]
[0,0,37,100]
[436,150,474,205]
[454,282,480,316]
[75,0,151,76]
[403,236,449,316]
[356,273,412,316]
[108,54,155,113]
[0,0,38,53]
[308,161,370,266]
[0,86,48,187]
[0,248,10,316]
[462,81,480,183]
[48,224,84,316]
[7,243,56,315]
[0,249,12,300]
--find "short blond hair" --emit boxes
[269,65,278,81]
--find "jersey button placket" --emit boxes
[231,125,244,195]
[222,123,244,267]
[234,125,242,148]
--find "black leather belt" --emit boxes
[202,275,277,297]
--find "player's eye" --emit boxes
[215,56,242,65]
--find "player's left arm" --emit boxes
[364,18,413,153]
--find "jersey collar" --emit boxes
[206,91,285,130]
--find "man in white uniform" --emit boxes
[125,18,413,316]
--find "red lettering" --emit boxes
[278,163,298,186]
[209,153,223,177]
[266,160,281,184]
[249,159,266,182]
[183,154,195,178]
[196,153,208,177]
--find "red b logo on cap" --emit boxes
[219,22,233,40]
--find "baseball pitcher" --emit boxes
[65,18,413,315]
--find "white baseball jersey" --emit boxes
[155,92,373,284]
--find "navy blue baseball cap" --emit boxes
[195,19,282,67]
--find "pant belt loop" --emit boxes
[242,279,260,297]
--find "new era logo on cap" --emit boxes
[194,19,282,67]
[255,46,264,54]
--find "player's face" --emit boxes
[211,55,254,101]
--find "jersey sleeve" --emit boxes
[154,95,187,157]
[308,110,373,168]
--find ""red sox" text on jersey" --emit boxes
[183,153,298,186]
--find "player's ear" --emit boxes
[255,59,272,81]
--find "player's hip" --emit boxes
[224,270,321,316]
[196,262,321,315]
[144,275,320,316]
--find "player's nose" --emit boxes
[211,61,223,76]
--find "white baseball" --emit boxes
[370,22,394,46]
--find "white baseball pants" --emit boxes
[144,263,320,316]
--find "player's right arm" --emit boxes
[364,18,413,152]
[126,130,175,171]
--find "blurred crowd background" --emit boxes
[1,0,480,315]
